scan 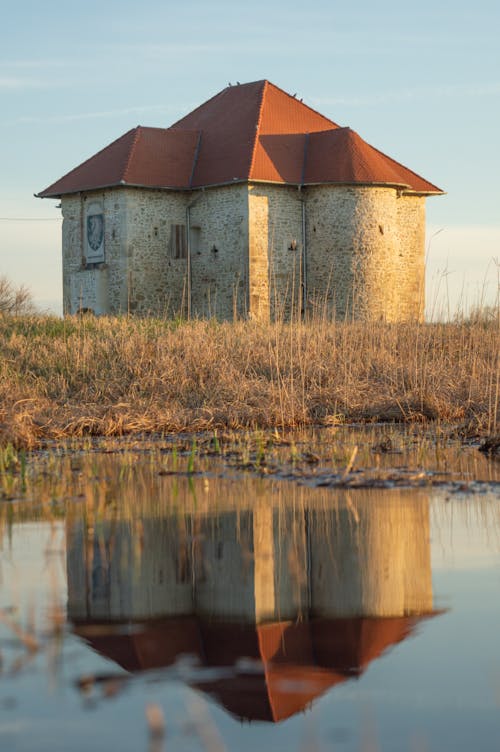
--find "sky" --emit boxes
[1,0,499,317]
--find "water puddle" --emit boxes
[1,433,500,750]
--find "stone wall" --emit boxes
[61,182,426,321]
[306,185,426,321]
[396,194,426,320]
[124,188,187,315]
[61,191,127,314]
[189,184,248,319]
[125,184,248,318]
[248,184,304,321]
[66,493,432,623]
[62,185,249,318]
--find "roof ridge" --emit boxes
[122,126,142,183]
[248,80,268,178]
[300,132,310,185]
[189,131,202,188]
[265,80,341,129]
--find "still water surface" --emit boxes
[1,447,500,751]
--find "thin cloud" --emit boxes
[313,82,500,108]
[6,104,182,126]
[0,76,54,89]
[0,58,77,69]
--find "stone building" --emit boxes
[38,80,443,321]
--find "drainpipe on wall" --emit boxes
[299,133,309,319]
[298,186,307,318]
[186,191,203,319]
[80,193,85,270]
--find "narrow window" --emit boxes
[170,223,187,259]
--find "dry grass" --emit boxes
[0,313,498,449]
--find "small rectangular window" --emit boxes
[170,224,187,259]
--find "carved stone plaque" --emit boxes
[86,212,105,262]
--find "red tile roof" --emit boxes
[38,80,443,197]
[305,127,441,192]
[38,127,200,197]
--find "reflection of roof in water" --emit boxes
[73,615,435,722]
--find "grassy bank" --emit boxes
[0,314,498,448]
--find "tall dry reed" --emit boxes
[0,313,498,448]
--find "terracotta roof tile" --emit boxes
[38,127,200,197]
[304,127,442,193]
[39,128,137,198]
[252,133,307,183]
[38,80,443,197]
[170,80,266,187]
[123,127,200,188]
[249,81,339,182]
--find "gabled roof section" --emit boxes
[37,127,200,198]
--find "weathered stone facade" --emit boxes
[248,183,305,321]
[63,185,250,317]
[61,182,426,321]
[306,186,425,321]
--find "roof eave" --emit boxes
[188,178,248,189]
[249,178,444,194]
[36,180,194,198]
[402,188,445,197]
[37,178,445,198]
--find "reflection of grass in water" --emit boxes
[1,424,499,516]
[0,444,497,533]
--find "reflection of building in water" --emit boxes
[67,491,435,721]
[310,497,433,617]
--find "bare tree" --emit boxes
[0,276,35,315]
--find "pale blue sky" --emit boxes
[1,0,499,315]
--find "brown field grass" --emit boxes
[0,314,498,449]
